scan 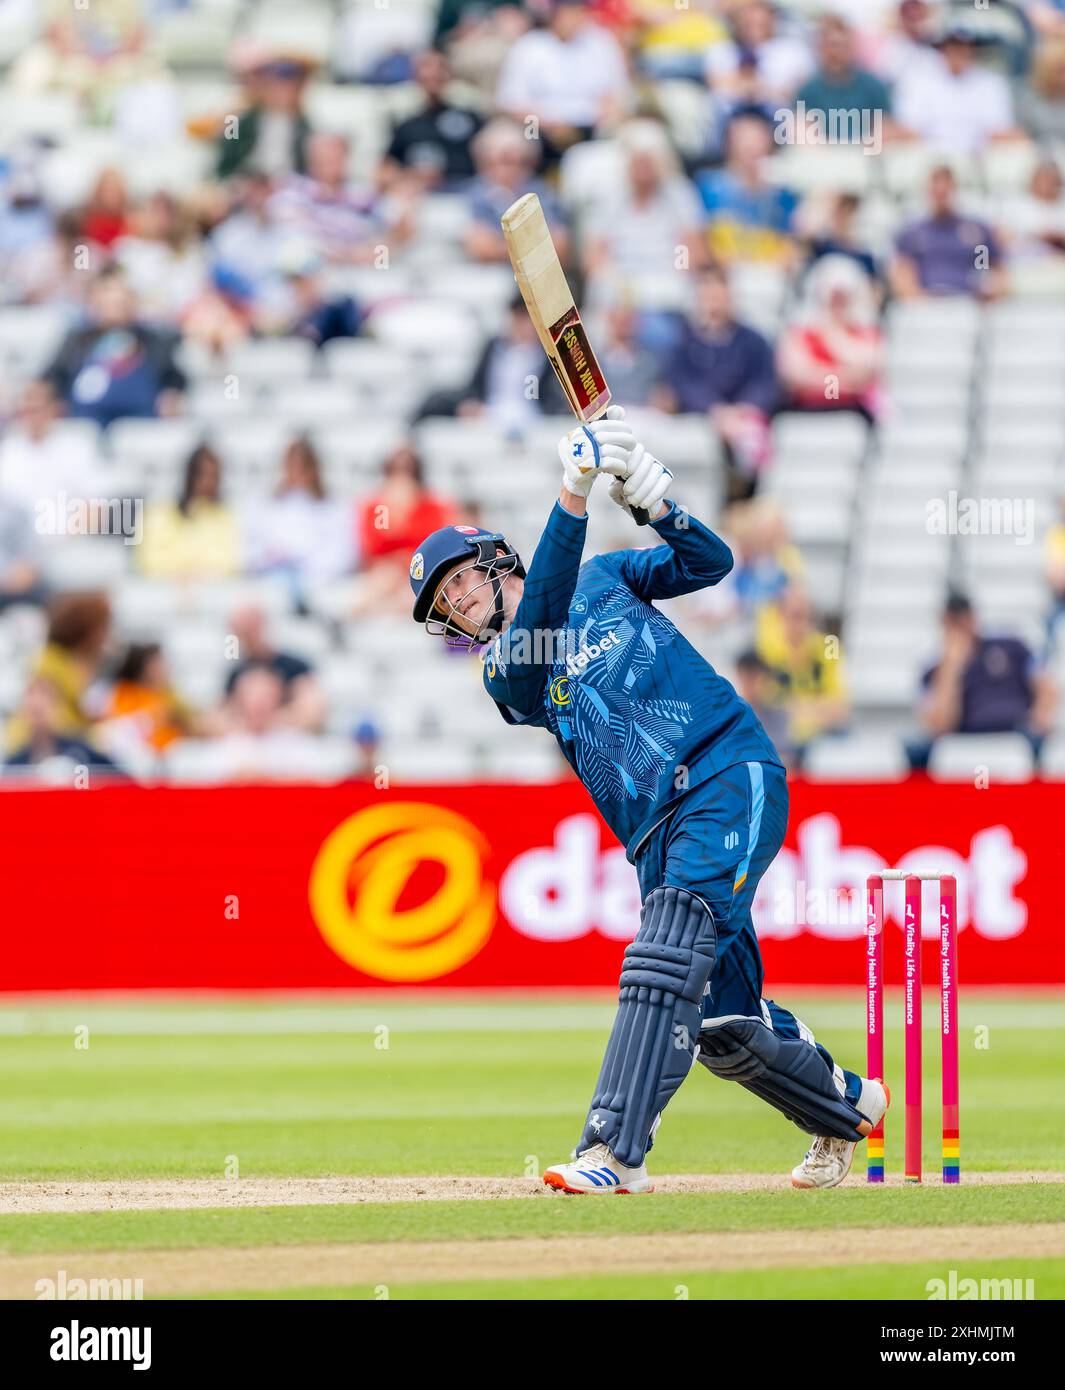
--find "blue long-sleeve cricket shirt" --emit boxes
[482,499,784,860]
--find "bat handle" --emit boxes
[631,506,650,526]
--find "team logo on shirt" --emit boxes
[483,638,506,681]
[571,593,588,614]
[549,676,570,706]
[409,552,424,581]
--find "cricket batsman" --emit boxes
[408,409,888,1191]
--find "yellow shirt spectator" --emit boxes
[138,498,241,580]
[6,593,112,753]
[755,588,850,747]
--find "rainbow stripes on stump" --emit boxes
[867,1133,884,1182]
[942,1129,960,1184]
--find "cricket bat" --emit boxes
[501,193,648,524]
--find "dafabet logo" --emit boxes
[309,803,495,981]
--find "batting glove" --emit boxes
[559,404,635,498]
[609,442,673,517]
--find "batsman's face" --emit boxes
[433,556,523,639]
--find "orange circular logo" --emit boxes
[308,802,495,982]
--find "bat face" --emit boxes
[544,306,610,422]
[501,193,611,424]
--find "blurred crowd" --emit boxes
[0,0,1063,781]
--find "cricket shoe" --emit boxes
[543,1143,654,1194]
[790,1078,891,1190]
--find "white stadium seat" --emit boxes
[928,734,1035,784]
[804,734,910,782]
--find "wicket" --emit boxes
[865,871,959,1184]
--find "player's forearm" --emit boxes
[651,502,734,585]
[558,486,587,517]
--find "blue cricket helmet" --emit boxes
[409,523,525,633]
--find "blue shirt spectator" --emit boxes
[45,268,186,427]
[697,113,797,267]
[660,269,778,417]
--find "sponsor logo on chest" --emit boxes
[566,630,621,677]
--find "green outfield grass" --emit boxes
[0,991,1060,1179]
[0,991,1062,1299]
[189,1259,1065,1302]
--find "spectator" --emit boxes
[582,119,704,319]
[216,49,315,180]
[6,208,89,308]
[638,0,729,83]
[5,676,117,772]
[590,303,663,408]
[727,497,805,615]
[894,25,1020,153]
[440,1,532,99]
[891,166,1006,300]
[755,584,850,758]
[45,267,187,427]
[656,267,778,499]
[224,605,326,734]
[260,242,361,344]
[349,717,383,781]
[243,436,354,604]
[463,118,570,265]
[353,446,458,612]
[202,172,287,345]
[1046,496,1065,637]
[113,192,206,325]
[1000,158,1065,295]
[1030,1,1065,38]
[796,192,880,286]
[0,146,53,301]
[0,379,106,520]
[10,0,176,134]
[139,444,241,580]
[103,643,196,754]
[778,254,884,420]
[222,662,311,735]
[207,664,325,779]
[435,0,526,51]
[267,132,413,266]
[874,1,939,84]
[794,15,892,139]
[696,112,798,268]
[704,54,783,164]
[382,51,484,191]
[210,172,285,294]
[1017,38,1065,144]
[705,0,813,105]
[916,594,1056,754]
[417,296,564,429]
[495,0,630,165]
[78,168,131,251]
[0,493,43,610]
[6,591,112,752]
[733,648,796,771]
